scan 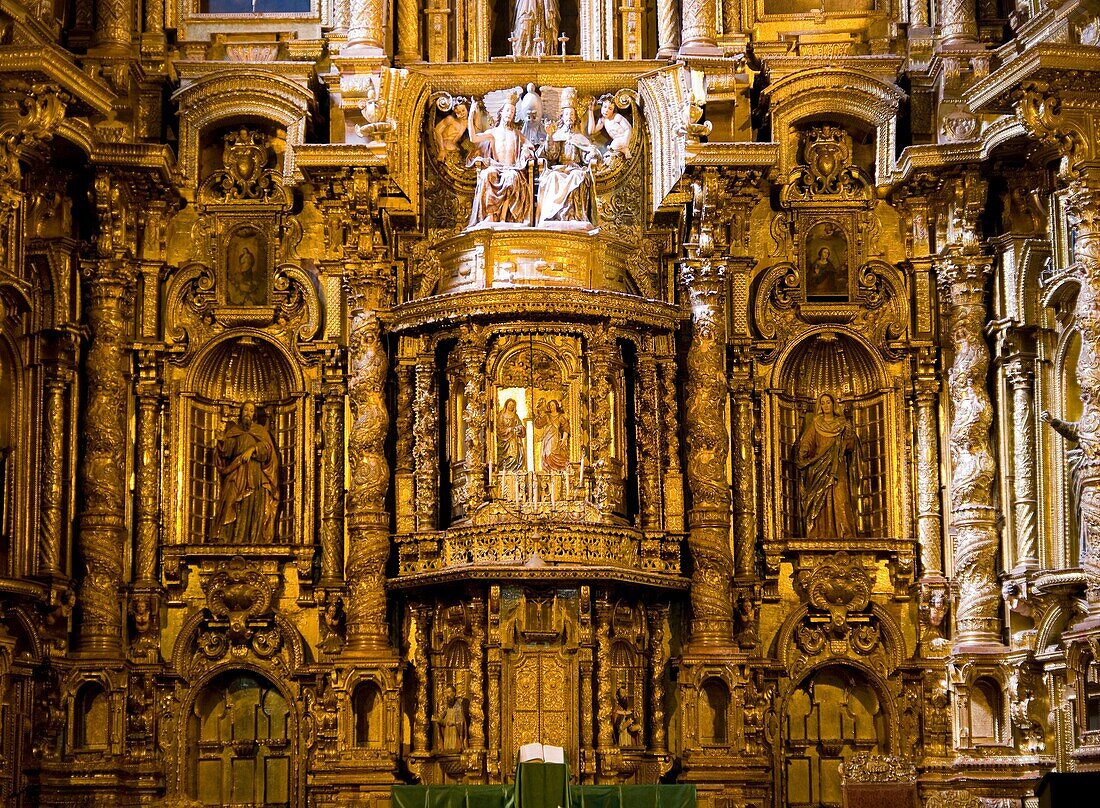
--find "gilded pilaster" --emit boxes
[468,594,486,756]
[39,370,69,576]
[637,345,662,530]
[914,356,944,577]
[589,326,623,517]
[658,356,683,533]
[460,325,487,516]
[133,349,160,585]
[730,352,756,580]
[1006,357,1039,570]
[319,351,346,586]
[395,356,416,534]
[76,259,134,656]
[414,349,439,531]
[411,604,431,754]
[425,0,451,64]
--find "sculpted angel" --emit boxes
[796,393,860,539]
[467,95,535,227]
[588,98,633,161]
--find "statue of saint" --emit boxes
[1042,410,1087,551]
[467,96,535,227]
[512,0,558,57]
[588,98,633,161]
[796,393,859,539]
[496,397,526,471]
[612,686,642,747]
[535,398,570,473]
[212,402,279,544]
[536,90,598,227]
[432,685,467,752]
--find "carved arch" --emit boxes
[774,602,906,675]
[172,70,313,185]
[764,69,906,185]
[170,607,308,682]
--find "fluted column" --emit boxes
[1006,357,1039,570]
[941,249,1000,649]
[938,0,977,47]
[76,260,133,656]
[344,275,392,655]
[39,370,69,576]
[679,0,719,55]
[319,353,346,586]
[656,0,680,58]
[681,258,734,647]
[348,0,386,54]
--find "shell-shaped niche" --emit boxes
[191,336,296,403]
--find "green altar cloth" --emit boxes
[392,781,695,808]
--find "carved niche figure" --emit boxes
[433,101,469,161]
[467,95,535,227]
[535,398,570,473]
[587,97,633,161]
[612,686,642,747]
[496,397,527,471]
[536,89,598,228]
[512,0,559,57]
[212,402,280,544]
[797,393,860,539]
[433,684,468,752]
[1042,410,1088,552]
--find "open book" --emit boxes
[517,742,565,764]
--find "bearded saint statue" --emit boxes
[212,401,280,543]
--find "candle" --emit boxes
[525,419,535,472]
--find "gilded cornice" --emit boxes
[403,60,662,97]
[295,144,388,174]
[759,54,904,84]
[388,288,682,332]
[0,44,114,115]
[684,142,779,169]
[965,43,1100,113]
[89,142,175,182]
[387,563,691,591]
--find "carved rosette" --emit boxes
[941,252,1000,646]
[76,260,134,655]
[681,259,734,646]
[344,292,391,654]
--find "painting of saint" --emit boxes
[805,223,848,299]
[226,227,268,306]
[496,397,527,471]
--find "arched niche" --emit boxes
[772,331,892,539]
[968,677,1004,746]
[180,334,307,547]
[188,669,295,806]
[699,677,730,746]
[73,682,110,750]
[352,681,384,748]
[1053,327,1084,568]
[782,664,888,807]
